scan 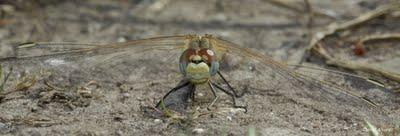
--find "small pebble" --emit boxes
[115,130,124,136]
[192,128,205,134]
[227,116,232,121]
[118,37,127,43]
[0,122,9,132]
[197,93,204,97]
[122,93,130,98]
[154,119,162,124]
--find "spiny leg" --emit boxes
[217,71,245,97]
[211,81,247,112]
[156,81,191,108]
[189,85,196,102]
[207,81,219,110]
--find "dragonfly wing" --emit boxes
[13,36,188,58]
[0,36,195,111]
[1,36,188,83]
[210,36,395,125]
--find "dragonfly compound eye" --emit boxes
[200,38,209,49]
[189,40,200,50]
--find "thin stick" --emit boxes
[302,4,400,83]
[263,0,337,19]
[359,33,400,44]
[0,66,13,93]
[304,0,314,47]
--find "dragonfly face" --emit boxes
[179,36,219,84]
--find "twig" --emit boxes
[263,0,337,19]
[304,0,314,51]
[359,33,400,44]
[303,4,400,84]
[0,66,13,92]
[24,117,60,127]
[353,33,400,56]
[306,4,399,52]
[0,65,2,91]
[0,73,36,96]
[44,80,65,91]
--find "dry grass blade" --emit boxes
[0,72,36,97]
[44,80,65,91]
[353,33,400,56]
[263,0,336,19]
[25,118,60,127]
[304,0,314,53]
[306,4,399,52]
[0,65,2,91]
[359,33,400,44]
[0,66,12,92]
[365,120,400,136]
[364,120,379,136]
[303,3,400,85]
[14,74,36,92]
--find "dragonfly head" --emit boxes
[180,35,219,84]
[185,51,211,84]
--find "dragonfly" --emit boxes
[0,34,393,123]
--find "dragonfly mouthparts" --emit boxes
[191,59,204,64]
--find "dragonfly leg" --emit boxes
[156,81,191,108]
[211,81,248,113]
[217,71,246,98]
[207,82,219,110]
[189,86,196,102]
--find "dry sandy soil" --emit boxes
[0,0,399,135]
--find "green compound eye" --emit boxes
[189,40,200,49]
[200,39,209,49]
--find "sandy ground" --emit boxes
[0,0,399,135]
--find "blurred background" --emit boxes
[0,0,394,62]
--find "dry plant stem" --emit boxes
[263,0,336,19]
[304,0,314,48]
[0,75,35,97]
[360,33,400,44]
[316,42,400,84]
[0,66,12,91]
[44,80,65,91]
[307,4,399,51]
[306,4,400,83]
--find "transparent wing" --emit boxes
[1,36,188,84]
[210,37,397,126]
[0,36,192,112]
